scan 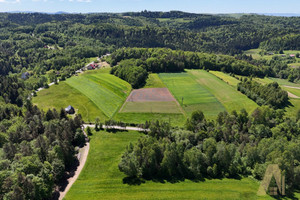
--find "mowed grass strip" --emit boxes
[159,72,225,118]
[32,82,107,123]
[114,113,186,127]
[120,101,182,113]
[210,71,241,87]
[188,70,258,114]
[144,73,166,88]
[65,131,273,200]
[66,72,131,118]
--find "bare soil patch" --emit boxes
[126,88,176,102]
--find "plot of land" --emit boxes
[159,72,226,119]
[126,88,176,102]
[33,69,131,122]
[144,73,166,88]
[65,130,294,200]
[188,70,259,114]
[118,87,184,123]
[209,71,241,87]
[120,101,182,113]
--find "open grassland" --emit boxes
[286,99,300,118]
[283,87,300,98]
[32,82,106,123]
[33,69,131,122]
[159,72,226,119]
[114,113,186,127]
[269,78,300,87]
[65,130,281,200]
[65,72,131,118]
[209,71,241,87]
[120,101,182,113]
[144,73,166,88]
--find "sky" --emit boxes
[0,0,300,14]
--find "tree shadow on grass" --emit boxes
[122,176,145,185]
[106,129,128,133]
[270,189,299,200]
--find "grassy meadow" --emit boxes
[32,82,106,123]
[188,70,258,114]
[120,101,183,113]
[209,71,241,87]
[159,72,226,119]
[65,130,280,200]
[33,68,131,122]
[144,73,166,88]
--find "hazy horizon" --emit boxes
[0,0,300,15]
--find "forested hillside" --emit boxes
[0,11,300,199]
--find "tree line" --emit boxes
[119,107,300,193]
[237,78,289,109]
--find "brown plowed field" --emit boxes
[126,88,176,102]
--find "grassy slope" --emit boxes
[159,72,226,119]
[32,82,106,123]
[188,70,258,115]
[33,69,131,122]
[65,72,131,118]
[144,73,166,88]
[209,71,241,87]
[65,130,276,200]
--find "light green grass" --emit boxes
[210,71,240,87]
[245,49,300,62]
[32,82,106,123]
[120,101,182,114]
[285,99,300,118]
[188,70,259,115]
[144,73,166,88]
[283,87,300,98]
[114,113,186,126]
[33,69,131,122]
[159,72,226,119]
[65,130,280,200]
[65,72,131,118]
[269,78,300,87]
[253,77,274,85]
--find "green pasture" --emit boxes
[120,101,183,114]
[114,112,186,126]
[209,71,240,87]
[32,82,106,123]
[65,130,283,200]
[284,87,300,97]
[188,70,258,115]
[159,72,226,119]
[65,72,130,118]
[33,69,131,122]
[144,73,166,88]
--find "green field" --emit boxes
[144,73,166,88]
[159,72,226,119]
[65,130,278,200]
[188,70,258,115]
[32,82,106,122]
[120,101,183,113]
[210,71,241,87]
[114,112,186,126]
[33,69,131,122]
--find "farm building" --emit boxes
[290,54,295,57]
[65,105,75,114]
[87,63,98,70]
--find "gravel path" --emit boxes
[58,128,90,200]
